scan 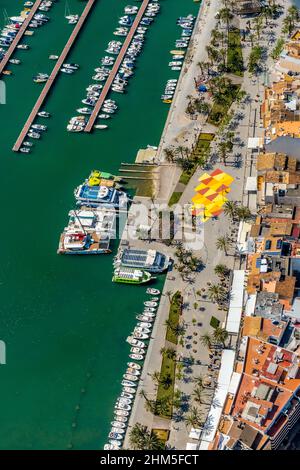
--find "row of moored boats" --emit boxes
[161,14,196,104]
[104,287,161,450]
[67,2,161,132]
[0,1,55,62]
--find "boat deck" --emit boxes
[12,0,96,152]
[84,0,151,132]
[0,0,44,76]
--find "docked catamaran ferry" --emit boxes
[114,248,169,273]
[74,184,128,209]
[74,169,128,209]
[112,267,153,285]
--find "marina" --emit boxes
[85,0,151,132]
[12,0,96,152]
[0,0,43,75]
[0,0,198,450]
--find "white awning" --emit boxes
[186,442,198,450]
[245,176,257,192]
[247,137,263,149]
[226,270,245,334]
[198,350,235,446]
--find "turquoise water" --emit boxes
[0,0,199,450]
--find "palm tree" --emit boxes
[185,406,204,428]
[223,200,238,219]
[214,264,230,278]
[216,235,232,256]
[192,386,207,405]
[213,327,229,347]
[160,373,173,390]
[156,397,171,416]
[197,61,205,75]
[165,290,173,303]
[253,16,263,40]
[200,332,213,350]
[143,431,165,450]
[176,145,189,159]
[193,374,205,389]
[129,423,148,450]
[165,347,177,360]
[163,147,176,163]
[219,7,233,32]
[235,205,252,222]
[150,370,161,386]
[287,5,299,22]
[207,284,226,304]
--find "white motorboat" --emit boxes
[114,408,130,416]
[31,124,47,131]
[127,362,141,370]
[136,315,154,322]
[132,331,149,340]
[102,107,115,114]
[115,402,132,410]
[143,309,156,314]
[20,147,30,154]
[23,141,33,147]
[116,397,132,405]
[120,391,134,399]
[111,427,125,434]
[123,374,138,382]
[129,353,144,360]
[144,301,158,307]
[101,56,115,66]
[111,421,126,429]
[49,54,59,60]
[137,322,152,329]
[124,6,138,14]
[172,66,182,71]
[98,114,110,119]
[109,439,122,447]
[121,379,137,387]
[63,63,79,69]
[109,432,124,441]
[61,67,74,74]
[126,368,140,376]
[27,131,40,139]
[123,386,136,394]
[130,347,146,354]
[134,326,151,334]
[94,124,108,130]
[113,415,128,423]
[37,111,50,118]
[104,443,120,450]
[76,107,92,115]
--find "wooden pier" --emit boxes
[12,0,96,152]
[84,0,150,132]
[0,0,44,76]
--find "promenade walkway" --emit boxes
[0,0,44,76]
[84,0,150,132]
[12,0,96,152]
